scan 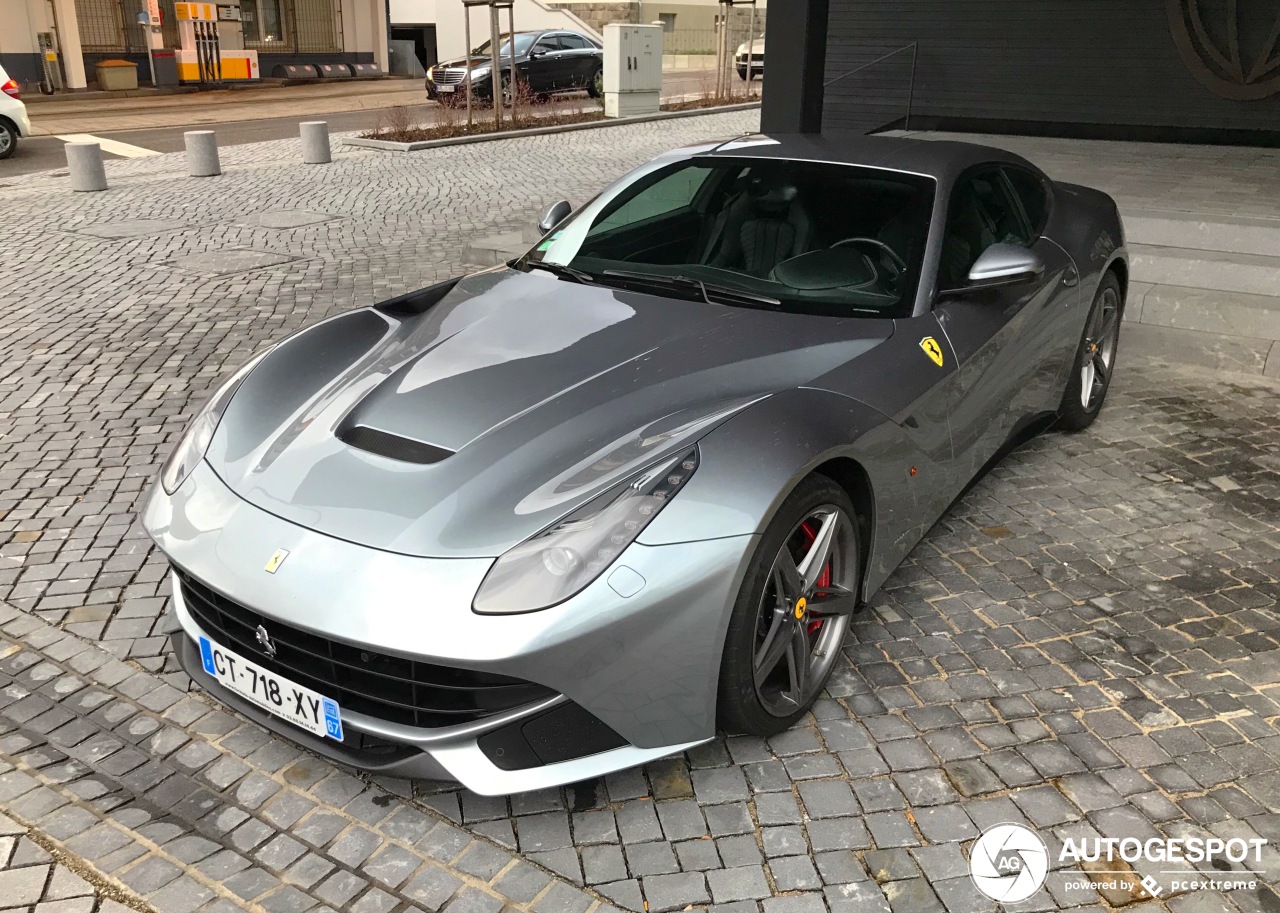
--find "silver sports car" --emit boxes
[144,133,1128,795]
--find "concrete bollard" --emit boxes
[184,130,221,177]
[66,142,108,192]
[300,121,331,164]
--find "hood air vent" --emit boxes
[340,426,454,464]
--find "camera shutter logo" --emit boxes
[970,823,1049,904]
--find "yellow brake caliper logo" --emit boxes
[920,336,944,367]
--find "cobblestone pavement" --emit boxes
[0,809,141,912]
[2,115,1280,913]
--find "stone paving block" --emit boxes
[641,872,710,912]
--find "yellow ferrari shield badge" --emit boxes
[265,548,290,574]
[920,336,944,367]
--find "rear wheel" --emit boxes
[717,476,860,736]
[1058,273,1122,431]
[588,67,603,98]
[0,121,16,160]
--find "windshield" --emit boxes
[518,156,935,318]
[472,34,537,57]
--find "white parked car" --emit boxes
[736,36,764,80]
[0,63,32,160]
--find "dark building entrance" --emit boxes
[763,0,1280,145]
[390,24,438,72]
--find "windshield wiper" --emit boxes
[601,270,781,309]
[523,260,596,285]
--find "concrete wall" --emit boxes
[545,2,637,32]
[389,0,600,59]
[0,0,54,85]
[341,0,389,70]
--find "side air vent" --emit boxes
[340,426,454,464]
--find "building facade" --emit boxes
[0,0,387,90]
[763,0,1280,144]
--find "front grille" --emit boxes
[432,67,468,86]
[177,569,556,728]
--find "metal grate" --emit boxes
[242,0,343,53]
[178,569,556,728]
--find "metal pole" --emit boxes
[211,21,221,81]
[745,1,756,92]
[714,5,723,97]
[507,3,517,123]
[905,42,917,130]
[464,5,473,127]
[489,4,501,129]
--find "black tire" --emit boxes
[737,68,749,81]
[0,120,17,160]
[717,475,861,736]
[1058,272,1123,431]
[587,67,603,98]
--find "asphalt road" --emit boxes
[0,71,739,178]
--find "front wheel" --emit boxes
[0,121,17,160]
[1058,272,1122,431]
[717,476,861,736]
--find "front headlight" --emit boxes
[159,347,274,494]
[473,449,699,614]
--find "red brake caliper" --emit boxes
[799,521,831,634]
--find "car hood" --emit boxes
[737,38,765,55]
[435,55,511,71]
[206,269,893,558]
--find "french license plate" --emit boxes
[199,636,343,741]
[437,84,455,93]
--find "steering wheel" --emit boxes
[831,237,908,275]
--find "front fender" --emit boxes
[639,387,944,598]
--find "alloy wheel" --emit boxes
[0,129,11,156]
[1080,285,1120,409]
[752,506,858,716]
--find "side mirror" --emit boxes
[965,243,1045,289]
[537,200,573,236]
[530,47,548,58]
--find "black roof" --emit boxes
[695,132,1043,184]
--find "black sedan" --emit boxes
[426,30,603,103]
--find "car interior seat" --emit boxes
[702,171,812,278]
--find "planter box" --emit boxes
[97,60,139,92]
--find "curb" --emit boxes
[344,102,762,152]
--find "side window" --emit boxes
[560,34,589,50]
[591,168,713,234]
[1003,168,1050,237]
[941,169,1027,287]
[535,36,562,54]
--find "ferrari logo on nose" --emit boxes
[265,549,289,574]
[920,337,944,367]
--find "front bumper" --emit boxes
[6,103,30,137]
[146,461,756,794]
